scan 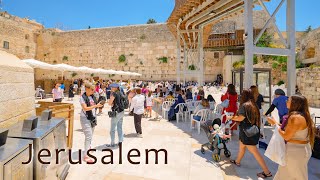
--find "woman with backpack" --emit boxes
[80,82,103,163]
[108,83,125,147]
[221,84,238,135]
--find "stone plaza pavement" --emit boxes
[39,95,320,180]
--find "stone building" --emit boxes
[0,11,268,82]
[0,11,43,59]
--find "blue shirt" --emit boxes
[272,95,288,117]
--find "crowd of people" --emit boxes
[48,78,317,179]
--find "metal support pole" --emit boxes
[199,26,204,86]
[183,42,187,85]
[286,0,296,96]
[177,28,181,84]
[244,0,254,89]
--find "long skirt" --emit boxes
[274,142,312,180]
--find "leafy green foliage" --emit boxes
[71,72,77,77]
[158,56,168,64]
[277,80,285,86]
[91,73,94,77]
[147,19,157,24]
[62,56,68,61]
[253,55,258,65]
[188,64,196,70]
[118,54,126,63]
[256,32,272,47]
[305,25,312,33]
[232,59,245,69]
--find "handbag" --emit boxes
[221,94,230,108]
[108,111,117,118]
[243,111,259,137]
[82,110,97,128]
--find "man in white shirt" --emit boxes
[129,87,145,137]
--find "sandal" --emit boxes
[257,171,272,178]
[84,156,94,163]
[230,160,241,166]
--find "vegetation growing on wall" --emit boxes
[118,54,126,63]
[277,80,285,86]
[157,56,168,64]
[71,72,77,77]
[91,73,94,77]
[147,19,157,24]
[140,34,146,40]
[62,56,68,61]
[188,64,196,70]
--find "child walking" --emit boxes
[146,91,154,118]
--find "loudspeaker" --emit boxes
[41,109,52,121]
[22,116,38,131]
[0,129,9,147]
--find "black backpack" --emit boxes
[119,92,129,110]
[112,91,129,112]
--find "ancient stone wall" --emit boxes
[0,12,43,59]
[297,67,320,107]
[0,50,35,128]
[0,11,281,83]
[299,27,320,64]
[35,24,225,81]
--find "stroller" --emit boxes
[200,118,232,162]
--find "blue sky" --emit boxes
[1,0,319,31]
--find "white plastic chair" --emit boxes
[215,104,224,115]
[175,103,187,123]
[191,109,211,134]
[193,101,201,107]
[162,101,173,120]
[35,88,43,99]
[209,101,216,111]
[186,99,193,103]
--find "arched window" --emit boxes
[25,34,29,39]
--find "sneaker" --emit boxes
[106,143,116,147]
[137,134,143,138]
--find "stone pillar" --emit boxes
[0,50,35,128]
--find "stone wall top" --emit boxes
[0,50,33,72]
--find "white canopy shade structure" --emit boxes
[78,66,96,74]
[52,63,79,72]
[22,59,141,78]
[22,59,59,70]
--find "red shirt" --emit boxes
[221,93,238,114]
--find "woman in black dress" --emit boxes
[68,84,74,101]
[228,89,272,178]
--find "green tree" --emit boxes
[305,25,312,33]
[147,18,157,24]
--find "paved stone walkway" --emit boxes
[39,95,320,180]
